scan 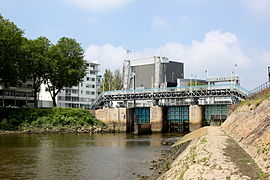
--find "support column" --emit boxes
[189,105,203,131]
[150,106,163,133]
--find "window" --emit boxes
[91,91,95,95]
[90,71,95,75]
[81,90,83,94]
[91,78,95,81]
[72,90,78,94]
[86,77,90,81]
[86,91,90,94]
[91,85,95,88]
[86,84,90,88]
[81,83,83,87]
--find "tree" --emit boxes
[111,69,123,90]
[45,37,87,107]
[100,69,123,92]
[0,15,25,87]
[100,69,113,92]
[23,37,51,107]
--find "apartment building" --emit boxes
[0,80,35,107]
[56,62,100,109]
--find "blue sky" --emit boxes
[1,0,270,89]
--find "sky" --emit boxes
[1,0,270,89]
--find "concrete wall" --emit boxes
[189,105,203,131]
[95,108,129,132]
[150,106,164,133]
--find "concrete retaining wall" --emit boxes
[95,108,129,132]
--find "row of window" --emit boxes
[58,96,96,102]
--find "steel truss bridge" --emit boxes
[90,84,250,109]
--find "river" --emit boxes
[0,133,181,180]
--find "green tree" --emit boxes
[100,69,113,92]
[188,80,207,86]
[23,37,51,107]
[0,15,26,87]
[111,69,123,90]
[45,37,87,107]
[100,69,123,92]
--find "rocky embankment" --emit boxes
[157,97,270,180]
[222,99,270,174]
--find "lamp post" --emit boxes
[133,72,136,107]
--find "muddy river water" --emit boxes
[0,133,180,180]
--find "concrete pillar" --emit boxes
[189,105,203,131]
[150,106,163,133]
[95,108,129,132]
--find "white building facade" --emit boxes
[56,61,100,109]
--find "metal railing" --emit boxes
[90,83,250,109]
[249,81,270,96]
[104,83,250,96]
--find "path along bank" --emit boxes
[157,98,270,180]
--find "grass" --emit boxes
[200,137,207,144]
[229,87,270,112]
[178,162,189,180]
[163,161,171,172]
[258,171,269,179]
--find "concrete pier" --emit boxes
[95,108,130,132]
[189,105,203,131]
[150,106,164,133]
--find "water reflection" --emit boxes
[0,133,180,180]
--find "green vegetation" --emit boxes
[200,137,207,144]
[258,171,269,179]
[187,81,207,86]
[230,87,270,112]
[0,15,87,107]
[100,69,123,92]
[0,15,25,87]
[163,161,171,172]
[0,107,104,130]
[178,162,189,180]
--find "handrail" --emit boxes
[90,83,250,109]
[104,83,250,96]
[249,81,270,96]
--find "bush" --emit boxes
[0,107,104,130]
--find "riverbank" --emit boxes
[158,127,267,180]
[0,125,115,135]
[156,91,270,180]
[0,107,106,132]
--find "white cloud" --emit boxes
[85,30,269,89]
[85,44,127,72]
[68,0,133,11]
[152,17,169,28]
[241,0,270,18]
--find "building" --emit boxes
[56,62,100,109]
[0,80,34,107]
[123,56,184,90]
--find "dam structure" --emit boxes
[92,56,249,134]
